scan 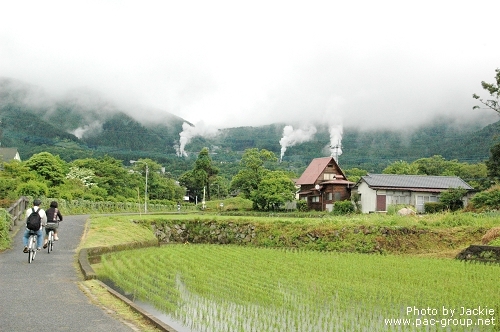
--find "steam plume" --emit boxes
[328,124,343,162]
[176,121,218,157]
[279,125,317,162]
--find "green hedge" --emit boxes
[0,209,11,250]
[332,200,355,215]
[424,202,446,213]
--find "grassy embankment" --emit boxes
[78,216,161,332]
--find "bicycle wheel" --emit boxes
[28,236,35,263]
[48,231,53,253]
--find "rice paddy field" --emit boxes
[98,244,500,332]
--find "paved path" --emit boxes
[0,215,134,331]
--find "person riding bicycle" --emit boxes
[23,199,47,253]
[43,201,63,249]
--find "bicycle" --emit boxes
[46,228,55,253]
[27,231,38,263]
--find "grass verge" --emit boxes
[79,279,162,332]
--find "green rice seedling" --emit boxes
[99,245,500,331]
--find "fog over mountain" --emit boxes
[1,1,499,140]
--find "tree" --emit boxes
[209,175,230,200]
[486,143,500,182]
[343,168,367,183]
[250,171,296,210]
[16,180,48,198]
[383,160,419,175]
[473,68,500,114]
[473,69,500,184]
[439,188,467,211]
[194,148,219,200]
[24,152,67,186]
[230,148,277,197]
[71,156,132,198]
[178,148,219,201]
[66,166,97,189]
[412,155,461,176]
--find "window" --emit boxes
[311,196,320,203]
[323,173,336,180]
[387,195,410,205]
[327,192,333,200]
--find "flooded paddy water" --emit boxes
[99,245,500,332]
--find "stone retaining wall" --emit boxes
[152,221,257,245]
[456,245,500,263]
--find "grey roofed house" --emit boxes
[353,174,474,213]
[0,148,21,162]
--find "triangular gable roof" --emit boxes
[359,174,473,190]
[296,157,347,185]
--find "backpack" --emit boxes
[26,208,41,231]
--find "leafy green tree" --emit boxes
[0,160,35,200]
[250,171,296,210]
[209,175,230,200]
[1,160,35,182]
[71,156,132,198]
[230,148,277,197]
[193,148,219,200]
[471,185,500,210]
[0,178,19,200]
[179,148,219,201]
[412,155,461,176]
[473,68,500,184]
[473,68,500,114]
[343,168,367,183]
[24,152,67,186]
[383,160,419,175]
[16,180,48,197]
[454,162,490,191]
[486,143,500,182]
[439,188,467,211]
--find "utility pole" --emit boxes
[130,160,148,214]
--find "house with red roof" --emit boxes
[296,156,355,211]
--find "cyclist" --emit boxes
[23,199,47,253]
[43,201,63,249]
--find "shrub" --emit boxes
[16,180,48,198]
[0,178,20,200]
[296,200,309,212]
[471,186,500,211]
[332,200,355,215]
[439,188,466,211]
[0,209,11,249]
[424,202,446,213]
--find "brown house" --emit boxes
[296,157,354,211]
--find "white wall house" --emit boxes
[353,174,475,213]
[0,148,21,162]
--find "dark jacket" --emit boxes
[45,207,63,223]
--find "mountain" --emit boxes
[1,77,499,177]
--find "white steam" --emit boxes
[279,125,317,162]
[71,121,103,139]
[328,123,343,162]
[176,121,218,157]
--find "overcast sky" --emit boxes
[1,0,499,130]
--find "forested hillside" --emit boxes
[1,77,499,178]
